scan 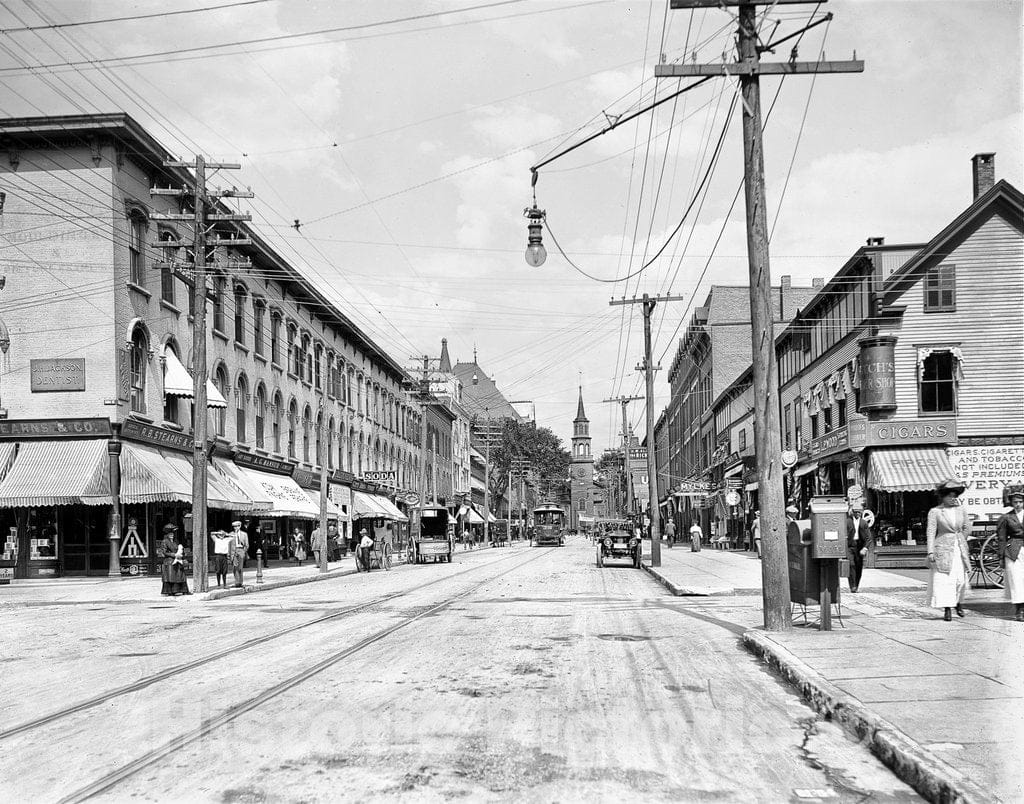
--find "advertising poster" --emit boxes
[947,445,1024,521]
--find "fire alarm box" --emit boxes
[810,496,848,559]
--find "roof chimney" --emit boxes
[866,236,885,247]
[780,275,791,290]
[972,153,995,199]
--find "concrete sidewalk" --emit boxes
[644,543,1020,803]
[644,542,927,596]
[0,557,367,605]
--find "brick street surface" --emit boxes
[643,543,1022,803]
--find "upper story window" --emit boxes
[212,276,226,333]
[793,398,803,449]
[128,211,146,286]
[924,264,956,312]
[272,392,283,452]
[255,384,266,448]
[837,398,847,427]
[253,300,266,356]
[286,325,298,375]
[233,285,247,344]
[314,345,323,389]
[129,327,148,414]
[270,313,281,365]
[287,400,298,458]
[920,349,958,413]
[823,406,832,434]
[158,231,177,305]
[236,373,249,442]
[810,412,819,439]
[738,428,747,452]
[213,365,229,437]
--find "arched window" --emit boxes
[328,417,336,470]
[374,437,381,471]
[287,324,298,376]
[214,365,229,436]
[357,434,364,476]
[303,335,313,384]
[314,344,323,389]
[158,230,177,305]
[357,375,364,415]
[302,405,312,463]
[348,428,355,472]
[128,210,146,286]
[233,285,247,344]
[255,384,266,448]
[236,373,249,442]
[287,399,298,459]
[129,326,149,414]
[273,391,283,453]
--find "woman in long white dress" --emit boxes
[996,488,1024,621]
[926,479,971,621]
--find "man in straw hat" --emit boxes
[229,520,249,588]
[997,486,1024,621]
[845,502,875,593]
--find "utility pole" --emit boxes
[317,352,330,574]
[603,395,643,519]
[416,356,429,530]
[658,0,862,630]
[152,157,252,593]
[610,294,687,567]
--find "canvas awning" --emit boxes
[303,488,342,519]
[375,496,408,522]
[233,465,319,518]
[162,349,227,408]
[465,506,485,524]
[744,482,758,491]
[723,463,744,479]
[120,444,253,510]
[213,458,273,511]
[868,447,957,492]
[794,461,819,478]
[0,440,111,507]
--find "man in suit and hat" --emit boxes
[229,520,249,588]
[846,503,875,593]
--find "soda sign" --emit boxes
[363,470,396,484]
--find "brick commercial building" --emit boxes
[0,114,419,580]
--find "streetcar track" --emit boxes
[0,547,533,743]
[56,546,554,804]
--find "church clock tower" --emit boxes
[569,387,595,528]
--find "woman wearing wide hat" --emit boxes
[996,486,1024,621]
[926,478,971,621]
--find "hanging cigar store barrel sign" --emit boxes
[858,336,897,411]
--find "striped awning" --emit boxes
[212,458,273,511]
[868,447,957,492]
[376,495,408,522]
[352,490,405,521]
[163,349,228,409]
[0,440,111,507]
[120,444,253,510]
[233,465,319,518]
[794,461,819,478]
[466,506,485,524]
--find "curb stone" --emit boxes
[206,565,362,600]
[641,562,735,596]
[742,629,993,804]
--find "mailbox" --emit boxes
[810,496,848,559]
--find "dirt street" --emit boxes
[0,538,920,802]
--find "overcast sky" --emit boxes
[1,0,1020,456]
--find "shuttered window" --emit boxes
[924,264,956,312]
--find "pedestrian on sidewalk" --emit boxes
[926,479,971,621]
[751,511,762,558]
[229,520,249,589]
[327,522,339,561]
[357,527,374,572]
[689,519,703,552]
[292,527,307,565]
[158,524,190,597]
[210,529,232,588]
[996,488,1024,621]
[664,518,676,546]
[846,506,875,593]
[310,521,325,566]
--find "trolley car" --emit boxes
[411,504,454,564]
[531,504,566,546]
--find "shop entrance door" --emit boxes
[60,508,109,576]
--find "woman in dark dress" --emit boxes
[158,524,191,596]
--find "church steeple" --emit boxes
[439,338,452,373]
[574,386,587,422]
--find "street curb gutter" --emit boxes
[641,562,735,596]
[742,630,992,804]
[205,566,360,601]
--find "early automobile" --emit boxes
[596,521,641,568]
[531,504,566,546]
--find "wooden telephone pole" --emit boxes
[609,294,688,567]
[602,395,643,519]
[152,158,252,593]
[658,0,862,630]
